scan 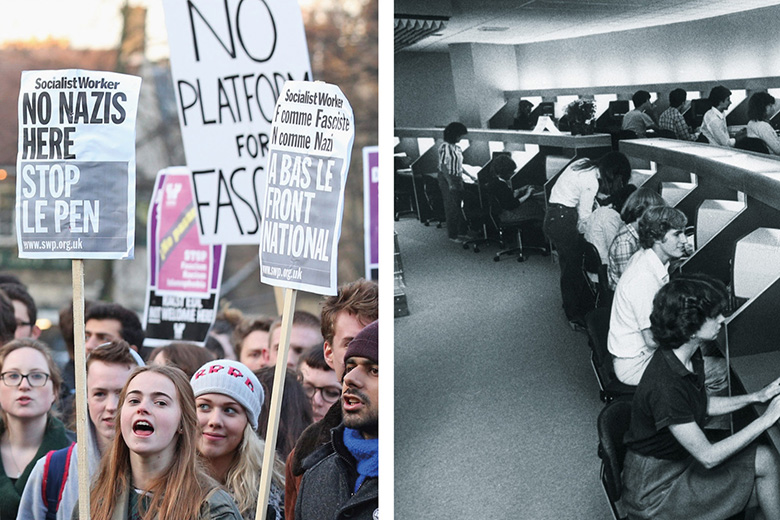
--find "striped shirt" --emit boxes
[438,142,463,178]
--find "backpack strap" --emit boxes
[42,442,76,520]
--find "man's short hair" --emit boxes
[267,311,321,343]
[299,344,331,372]
[320,279,378,346]
[233,316,274,359]
[708,85,732,107]
[60,299,95,357]
[668,88,687,108]
[638,206,687,249]
[0,282,37,325]
[632,90,651,108]
[86,338,138,370]
[85,302,145,349]
[0,290,16,345]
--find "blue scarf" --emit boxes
[342,427,378,492]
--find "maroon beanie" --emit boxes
[345,320,378,364]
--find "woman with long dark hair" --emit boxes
[623,275,780,519]
[544,151,631,329]
[746,91,780,154]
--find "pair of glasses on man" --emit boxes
[0,371,50,387]
[302,384,341,403]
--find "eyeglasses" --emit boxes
[0,371,50,387]
[302,384,341,403]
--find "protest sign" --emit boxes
[363,146,378,281]
[15,69,141,259]
[163,0,312,245]
[144,167,224,346]
[259,81,355,295]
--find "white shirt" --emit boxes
[548,159,600,234]
[746,120,780,155]
[700,107,735,147]
[607,248,669,360]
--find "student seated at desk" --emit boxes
[583,183,636,265]
[486,155,544,226]
[659,88,697,141]
[700,85,746,147]
[438,122,477,243]
[622,90,658,138]
[746,91,780,155]
[622,275,780,520]
[607,187,666,290]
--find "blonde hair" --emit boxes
[211,422,284,517]
[90,365,217,520]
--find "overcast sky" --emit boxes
[1,0,169,61]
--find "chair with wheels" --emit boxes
[462,172,503,253]
[489,199,549,262]
[394,156,418,221]
[583,240,613,308]
[585,306,636,403]
[597,399,632,520]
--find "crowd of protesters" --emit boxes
[0,275,379,520]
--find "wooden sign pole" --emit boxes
[72,260,90,519]
[255,289,298,520]
[255,287,297,520]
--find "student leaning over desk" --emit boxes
[543,152,631,331]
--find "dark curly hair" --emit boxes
[637,206,687,249]
[443,122,468,144]
[650,275,728,350]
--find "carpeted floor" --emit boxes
[394,217,612,519]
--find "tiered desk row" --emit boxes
[394,127,612,225]
[620,138,780,449]
[395,128,780,448]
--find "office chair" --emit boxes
[651,128,677,139]
[462,172,503,253]
[421,176,444,227]
[582,240,613,308]
[488,195,549,262]
[585,307,636,403]
[597,399,632,520]
[735,137,770,154]
[394,156,417,221]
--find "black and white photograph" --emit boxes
[394,1,780,518]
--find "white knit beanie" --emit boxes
[190,359,264,430]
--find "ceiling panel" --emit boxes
[396,0,780,52]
